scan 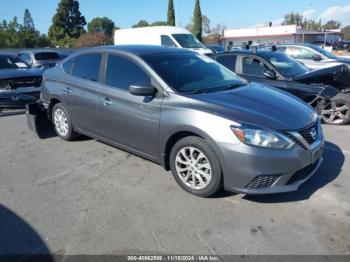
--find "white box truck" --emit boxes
[114,26,213,55]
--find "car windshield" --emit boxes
[0,55,29,69]
[260,52,309,77]
[34,52,60,60]
[142,52,247,94]
[172,34,204,49]
[310,45,338,59]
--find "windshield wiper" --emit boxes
[186,83,246,94]
[221,83,246,91]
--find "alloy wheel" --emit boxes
[175,146,212,190]
[54,108,69,137]
[322,102,350,124]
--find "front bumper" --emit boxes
[219,138,325,195]
[0,87,40,109]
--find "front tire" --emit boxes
[321,93,350,125]
[52,103,79,141]
[169,136,223,197]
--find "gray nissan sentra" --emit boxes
[39,45,324,197]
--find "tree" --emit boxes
[341,25,350,40]
[167,0,175,26]
[88,17,115,38]
[193,0,202,41]
[48,0,86,47]
[132,20,149,28]
[303,19,321,30]
[282,12,304,26]
[323,20,341,30]
[151,21,168,26]
[75,32,112,48]
[23,9,35,31]
[0,13,51,48]
[185,23,194,33]
[202,15,210,35]
[185,14,210,36]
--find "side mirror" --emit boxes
[263,69,276,79]
[312,54,322,62]
[129,85,157,96]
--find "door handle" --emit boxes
[102,97,113,106]
[63,87,72,94]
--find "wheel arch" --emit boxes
[161,127,223,171]
[48,97,62,120]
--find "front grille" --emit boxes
[245,175,280,189]
[283,120,320,150]
[284,133,308,150]
[8,77,42,88]
[298,121,319,145]
[286,161,319,185]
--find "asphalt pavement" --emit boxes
[0,114,349,255]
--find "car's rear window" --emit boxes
[34,52,60,60]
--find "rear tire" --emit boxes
[52,103,79,141]
[321,93,350,125]
[169,136,223,197]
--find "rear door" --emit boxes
[62,53,102,136]
[98,53,162,158]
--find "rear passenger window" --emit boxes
[242,57,268,77]
[71,54,101,82]
[161,35,177,47]
[216,55,237,71]
[105,55,150,90]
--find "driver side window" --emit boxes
[242,57,268,77]
[161,35,177,47]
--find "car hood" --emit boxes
[0,68,43,80]
[187,83,317,131]
[292,64,350,88]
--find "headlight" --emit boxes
[231,124,294,149]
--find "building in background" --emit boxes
[221,24,343,49]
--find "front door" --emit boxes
[239,55,289,90]
[98,54,162,158]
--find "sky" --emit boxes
[0,0,350,34]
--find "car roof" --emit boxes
[0,53,15,56]
[229,49,273,56]
[276,43,318,48]
[19,50,59,54]
[77,45,194,56]
[115,26,191,35]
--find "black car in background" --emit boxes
[0,53,42,110]
[213,49,350,125]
